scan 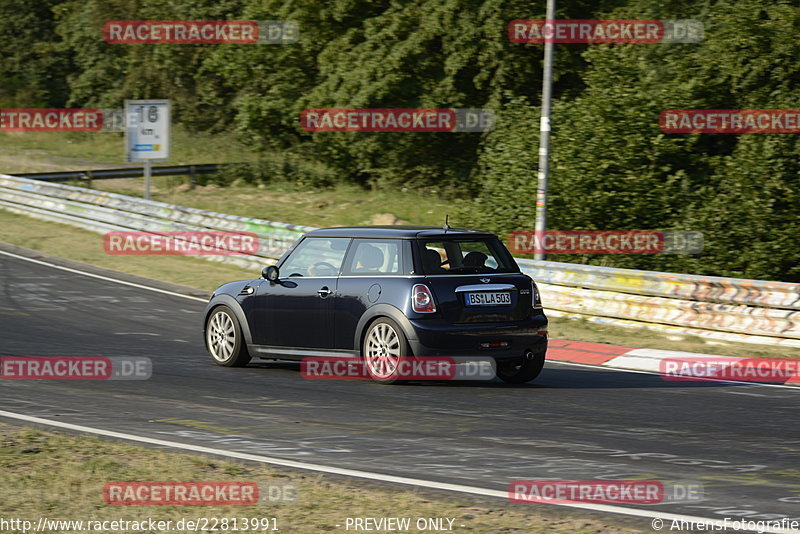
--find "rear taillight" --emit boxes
[412,284,436,313]
[532,280,543,309]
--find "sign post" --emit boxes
[125,100,170,200]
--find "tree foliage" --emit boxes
[2,0,798,280]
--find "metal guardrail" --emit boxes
[513,260,800,345]
[0,173,798,347]
[530,280,799,342]
[0,174,312,272]
[15,164,222,183]
[516,259,800,310]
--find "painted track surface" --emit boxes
[1,243,798,530]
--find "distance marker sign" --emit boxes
[125,100,170,162]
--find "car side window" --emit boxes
[281,237,350,277]
[343,239,405,275]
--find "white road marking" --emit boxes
[0,409,792,533]
[0,249,207,302]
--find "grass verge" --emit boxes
[0,210,255,293]
[0,128,257,173]
[0,424,645,533]
[0,127,457,228]
[89,178,453,229]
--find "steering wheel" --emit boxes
[309,261,337,276]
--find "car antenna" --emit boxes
[443,215,451,232]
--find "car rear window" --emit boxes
[418,238,517,274]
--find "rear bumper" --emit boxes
[407,313,548,361]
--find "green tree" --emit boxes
[0,0,72,107]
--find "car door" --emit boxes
[334,238,412,349]
[256,237,350,350]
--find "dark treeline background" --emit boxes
[1,0,798,281]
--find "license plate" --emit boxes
[465,292,511,306]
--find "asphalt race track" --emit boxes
[1,244,799,531]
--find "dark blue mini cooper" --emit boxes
[204,226,548,384]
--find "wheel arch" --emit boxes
[353,304,418,355]
[203,295,254,348]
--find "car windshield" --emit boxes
[419,238,517,274]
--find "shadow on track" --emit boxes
[241,360,760,390]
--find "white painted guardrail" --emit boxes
[515,260,800,348]
[0,173,798,348]
[0,174,312,272]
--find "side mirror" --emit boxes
[262,265,280,282]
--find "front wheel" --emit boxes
[206,305,251,367]
[362,318,409,384]
[496,351,545,384]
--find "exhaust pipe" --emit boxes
[524,350,535,361]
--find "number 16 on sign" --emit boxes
[125,99,170,200]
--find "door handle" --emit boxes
[317,286,333,297]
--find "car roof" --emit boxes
[305,225,497,239]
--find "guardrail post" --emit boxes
[189,165,196,190]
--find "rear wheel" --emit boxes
[206,306,251,367]
[362,318,409,384]
[496,350,545,384]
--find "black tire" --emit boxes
[362,317,410,384]
[496,351,545,384]
[205,305,251,367]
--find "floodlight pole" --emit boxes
[534,0,556,260]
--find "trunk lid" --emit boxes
[424,273,533,324]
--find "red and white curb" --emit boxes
[547,339,800,386]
